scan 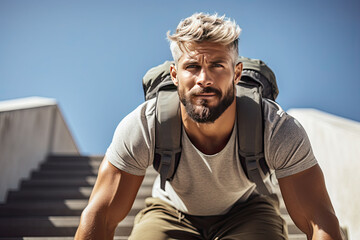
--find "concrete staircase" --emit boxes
[0,155,309,239]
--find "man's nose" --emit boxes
[196,68,213,87]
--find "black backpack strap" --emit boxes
[236,83,271,195]
[153,83,182,190]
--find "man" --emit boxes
[75,13,343,239]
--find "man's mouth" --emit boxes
[195,93,216,96]
[192,87,221,97]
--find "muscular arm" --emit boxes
[278,164,342,240]
[75,156,144,240]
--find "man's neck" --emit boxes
[181,99,236,155]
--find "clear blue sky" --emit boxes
[1,0,359,154]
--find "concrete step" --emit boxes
[20,173,157,189]
[39,159,161,171]
[47,155,103,162]
[39,161,101,171]
[0,216,134,237]
[39,156,135,170]
[31,166,158,178]
[0,198,146,217]
[31,170,99,178]
[6,186,152,202]
[21,177,97,188]
[282,215,303,235]
[288,235,307,240]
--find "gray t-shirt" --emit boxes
[106,98,317,216]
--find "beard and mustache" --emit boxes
[178,82,235,123]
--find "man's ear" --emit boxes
[234,62,243,84]
[170,64,178,86]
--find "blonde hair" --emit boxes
[167,12,241,64]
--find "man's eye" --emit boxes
[213,63,224,68]
[186,65,199,69]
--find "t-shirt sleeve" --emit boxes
[105,100,155,176]
[263,100,318,179]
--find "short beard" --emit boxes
[178,83,235,123]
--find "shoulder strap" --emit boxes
[153,82,182,190]
[236,83,271,195]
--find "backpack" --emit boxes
[142,57,279,195]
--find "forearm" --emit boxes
[279,166,343,240]
[74,160,144,239]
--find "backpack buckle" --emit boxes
[155,149,181,190]
[244,154,264,171]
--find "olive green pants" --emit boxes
[129,195,288,240]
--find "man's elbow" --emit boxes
[310,211,343,240]
[75,205,121,240]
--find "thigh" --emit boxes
[210,195,288,240]
[129,197,202,240]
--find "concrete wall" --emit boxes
[288,108,360,240]
[0,97,79,203]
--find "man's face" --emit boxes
[171,42,241,123]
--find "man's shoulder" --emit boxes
[261,98,303,140]
[262,98,287,125]
[134,98,156,118]
[121,98,156,124]
[261,98,318,176]
[106,98,156,176]
[112,98,156,138]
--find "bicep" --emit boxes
[278,164,339,238]
[87,156,144,225]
